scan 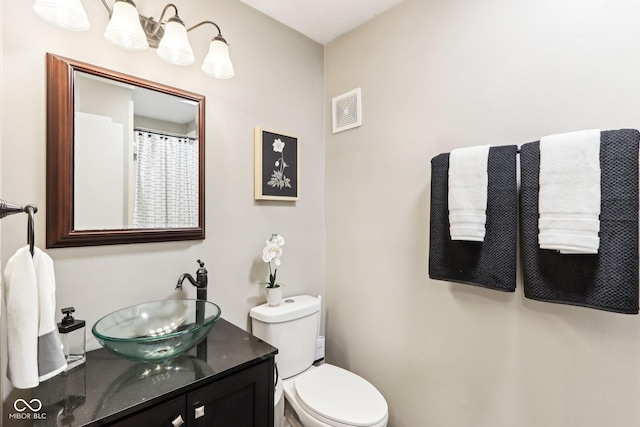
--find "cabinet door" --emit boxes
[188,361,272,427]
[108,395,187,427]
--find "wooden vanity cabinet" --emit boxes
[32,319,277,427]
[109,360,273,427]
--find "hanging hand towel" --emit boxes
[448,145,491,241]
[33,248,67,381]
[3,246,40,389]
[3,246,66,389]
[538,129,601,254]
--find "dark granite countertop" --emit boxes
[17,318,277,427]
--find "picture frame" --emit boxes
[254,127,300,201]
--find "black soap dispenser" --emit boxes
[57,307,86,371]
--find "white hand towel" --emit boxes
[3,246,40,389]
[448,145,491,241]
[2,246,66,389]
[538,129,601,254]
[33,248,67,381]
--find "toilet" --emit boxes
[250,295,388,427]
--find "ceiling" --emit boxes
[238,0,404,45]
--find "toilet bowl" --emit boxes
[283,364,388,427]
[250,295,388,427]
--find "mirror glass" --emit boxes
[46,53,205,247]
[74,71,199,230]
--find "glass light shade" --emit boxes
[201,38,235,79]
[104,0,149,51]
[33,0,90,31]
[157,19,195,66]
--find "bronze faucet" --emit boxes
[176,260,208,301]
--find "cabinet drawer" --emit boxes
[109,395,187,427]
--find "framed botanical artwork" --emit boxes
[254,127,300,201]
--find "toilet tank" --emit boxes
[250,295,320,379]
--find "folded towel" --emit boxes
[3,246,66,389]
[538,129,601,254]
[430,145,518,291]
[448,145,491,241]
[520,129,639,314]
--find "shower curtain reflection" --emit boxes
[133,130,199,228]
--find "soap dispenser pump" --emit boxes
[57,307,86,371]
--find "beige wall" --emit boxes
[1,0,324,396]
[325,0,640,426]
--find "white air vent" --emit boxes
[332,88,362,133]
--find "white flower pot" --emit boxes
[266,286,283,306]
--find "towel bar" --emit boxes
[0,199,38,255]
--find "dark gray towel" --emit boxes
[429,145,518,291]
[520,129,639,314]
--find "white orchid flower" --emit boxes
[262,248,274,263]
[272,245,283,258]
[268,234,285,247]
[266,234,284,247]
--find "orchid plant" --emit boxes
[261,234,285,288]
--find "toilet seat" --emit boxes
[293,364,388,427]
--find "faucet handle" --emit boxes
[195,259,208,287]
[196,260,207,276]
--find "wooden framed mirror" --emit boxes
[46,53,205,247]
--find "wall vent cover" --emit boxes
[332,88,362,133]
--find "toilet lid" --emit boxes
[294,364,388,427]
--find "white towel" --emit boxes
[538,129,601,254]
[3,246,66,389]
[448,145,491,241]
[33,248,67,381]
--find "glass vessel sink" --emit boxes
[92,299,221,362]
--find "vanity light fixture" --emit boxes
[33,0,235,79]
